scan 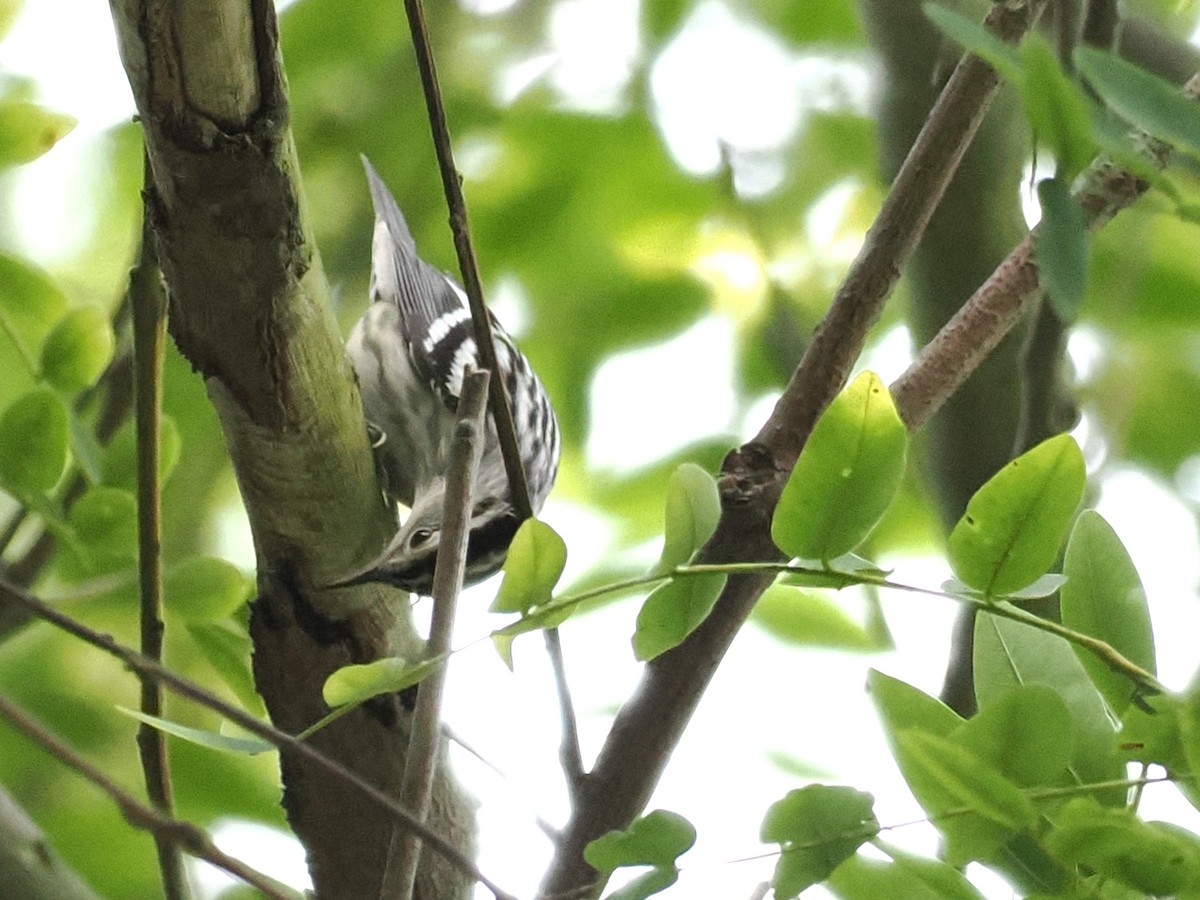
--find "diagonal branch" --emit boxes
[0,694,298,900]
[538,2,1052,896]
[0,576,515,900]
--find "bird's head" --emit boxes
[328,483,521,595]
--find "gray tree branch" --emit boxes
[105,1,475,897]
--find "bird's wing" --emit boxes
[361,156,473,409]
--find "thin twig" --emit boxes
[0,694,299,900]
[0,577,517,900]
[130,162,188,900]
[384,370,489,900]
[400,0,586,793]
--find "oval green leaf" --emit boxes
[585,809,696,873]
[1060,510,1155,716]
[490,517,567,614]
[948,433,1084,596]
[955,684,1072,789]
[1035,177,1089,322]
[922,4,1022,83]
[0,101,76,168]
[166,557,253,620]
[39,307,115,394]
[653,462,721,575]
[896,728,1037,833]
[632,572,726,662]
[1048,798,1200,895]
[0,387,69,495]
[67,486,138,558]
[828,848,987,900]
[1018,36,1096,180]
[322,655,441,708]
[974,615,1124,805]
[761,784,878,898]
[1075,46,1200,160]
[0,254,69,356]
[771,371,908,563]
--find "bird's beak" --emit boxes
[323,545,394,590]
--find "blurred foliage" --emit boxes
[0,0,1198,897]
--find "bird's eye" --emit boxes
[409,528,434,548]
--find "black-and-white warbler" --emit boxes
[333,157,560,594]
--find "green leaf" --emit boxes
[0,100,76,168]
[750,584,883,651]
[1035,177,1089,322]
[166,557,253,620]
[39,307,115,394]
[0,387,69,495]
[974,615,1124,805]
[585,809,696,873]
[771,371,908,563]
[895,728,1037,857]
[490,518,567,614]
[185,620,263,715]
[322,656,441,707]
[0,254,68,362]
[601,867,678,900]
[948,434,1085,596]
[100,415,183,490]
[117,708,273,756]
[761,784,878,898]
[1060,511,1154,716]
[868,669,963,741]
[828,845,986,900]
[67,487,138,559]
[652,462,720,576]
[1075,46,1200,160]
[956,685,1072,789]
[897,731,1037,831]
[1018,36,1096,179]
[922,4,1022,83]
[632,572,726,661]
[1048,797,1200,895]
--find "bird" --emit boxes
[331,157,560,594]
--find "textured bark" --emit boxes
[106,2,475,897]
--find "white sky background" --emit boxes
[6,1,1200,899]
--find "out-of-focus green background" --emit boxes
[3,0,1200,896]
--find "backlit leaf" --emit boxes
[632,572,726,661]
[772,372,908,563]
[948,434,1084,596]
[653,462,720,575]
[491,518,567,614]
